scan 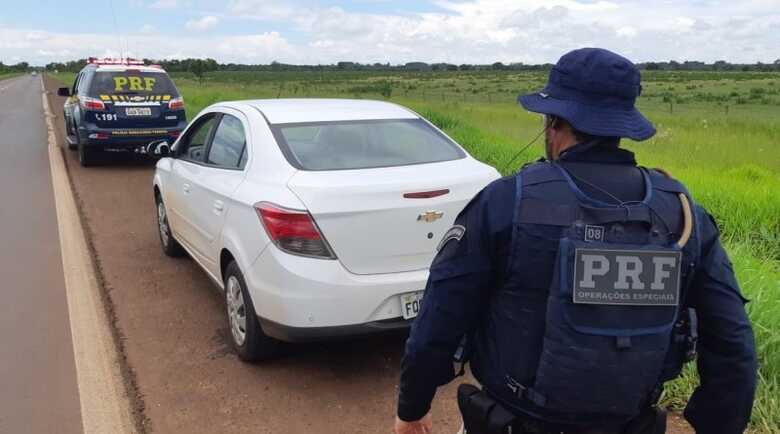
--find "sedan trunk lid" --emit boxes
[287,159,499,275]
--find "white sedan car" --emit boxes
[152,99,499,361]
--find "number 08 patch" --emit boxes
[572,248,682,306]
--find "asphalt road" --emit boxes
[0,75,83,433]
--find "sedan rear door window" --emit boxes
[177,115,217,162]
[206,114,247,169]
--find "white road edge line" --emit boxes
[40,76,136,434]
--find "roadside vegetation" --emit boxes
[0,72,22,81]
[51,69,779,432]
[0,60,32,80]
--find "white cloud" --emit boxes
[140,24,156,34]
[5,0,780,65]
[616,26,638,38]
[185,16,219,31]
[0,27,293,64]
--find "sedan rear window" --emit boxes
[272,119,465,171]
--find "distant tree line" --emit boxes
[642,60,780,72]
[43,58,780,74]
[0,61,31,74]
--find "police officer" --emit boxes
[394,48,757,434]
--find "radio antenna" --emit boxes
[499,124,547,173]
[108,0,124,60]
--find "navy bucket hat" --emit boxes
[518,48,656,141]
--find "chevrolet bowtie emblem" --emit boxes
[131,95,144,102]
[417,211,444,223]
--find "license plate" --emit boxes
[400,291,425,320]
[126,107,152,116]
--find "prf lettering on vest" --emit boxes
[113,76,156,92]
[574,249,681,306]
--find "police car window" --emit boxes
[206,115,247,169]
[72,73,82,95]
[89,71,178,96]
[274,119,465,171]
[77,72,91,95]
[178,115,217,162]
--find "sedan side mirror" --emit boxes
[57,87,71,97]
[146,140,171,157]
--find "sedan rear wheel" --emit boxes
[224,261,282,362]
[226,276,247,346]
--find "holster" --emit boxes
[457,384,517,434]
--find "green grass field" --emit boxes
[0,72,22,81]
[52,69,780,432]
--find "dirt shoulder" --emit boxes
[42,74,693,434]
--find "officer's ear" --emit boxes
[546,115,560,130]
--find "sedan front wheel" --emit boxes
[155,196,184,257]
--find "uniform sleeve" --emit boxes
[396,178,514,422]
[683,206,757,434]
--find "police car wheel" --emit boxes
[78,142,98,167]
[223,261,282,362]
[67,120,78,150]
[155,196,184,257]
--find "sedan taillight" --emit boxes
[254,202,335,259]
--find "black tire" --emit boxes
[78,141,98,166]
[155,195,185,257]
[224,261,282,362]
[67,120,78,150]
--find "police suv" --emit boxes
[58,58,186,166]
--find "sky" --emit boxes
[1,0,779,66]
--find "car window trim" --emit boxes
[268,118,467,172]
[202,113,249,171]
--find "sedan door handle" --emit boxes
[213,200,224,213]
[183,183,191,194]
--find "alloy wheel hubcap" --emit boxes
[226,276,247,346]
[157,202,170,246]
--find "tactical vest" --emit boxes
[473,162,701,425]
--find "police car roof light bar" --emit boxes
[88,57,146,66]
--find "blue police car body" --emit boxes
[58,58,186,166]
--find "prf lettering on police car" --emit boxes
[113,76,156,92]
[573,248,681,306]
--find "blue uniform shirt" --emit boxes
[397,141,757,434]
